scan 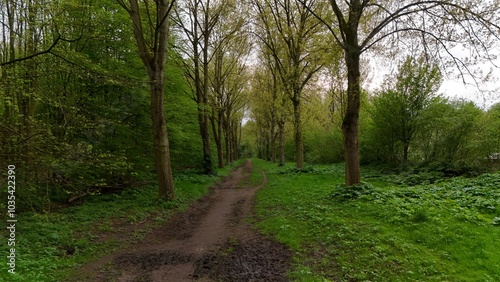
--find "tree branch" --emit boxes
[0,34,61,66]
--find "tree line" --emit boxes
[1,0,499,211]
[247,55,500,170]
[247,0,499,184]
[0,0,251,210]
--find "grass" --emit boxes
[240,162,265,188]
[0,160,245,282]
[248,166,265,187]
[252,158,500,281]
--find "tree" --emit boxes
[253,0,326,169]
[1,0,162,210]
[175,0,248,170]
[251,21,293,165]
[116,0,176,200]
[417,100,483,164]
[481,103,500,164]
[299,0,500,185]
[0,0,59,187]
[208,0,249,167]
[371,56,442,165]
[249,64,287,163]
[174,0,223,174]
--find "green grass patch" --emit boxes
[0,161,244,282]
[248,167,264,187]
[238,161,265,188]
[253,159,500,281]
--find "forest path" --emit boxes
[73,160,291,281]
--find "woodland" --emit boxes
[1,0,499,210]
[0,0,500,280]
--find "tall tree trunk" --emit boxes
[237,119,242,160]
[194,50,212,173]
[200,112,212,173]
[258,130,263,159]
[193,48,212,174]
[292,99,304,169]
[1,65,10,160]
[218,112,225,166]
[120,0,176,200]
[278,120,285,166]
[266,129,271,161]
[150,73,175,200]
[188,0,212,175]
[270,117,276,163]
[343,49,361,186]
[225,119,231,164]
[210,110,224,168]
[210,43,225,169]
[270,74,277,163]
[403,142,409,165]
[231,120,238,162]
[3,0,17,165]
[201,0,213,174]
[21,2,37,171]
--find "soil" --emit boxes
[71,160,292,282]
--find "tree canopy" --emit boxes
[0,0,499,212]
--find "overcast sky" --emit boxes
[365,48,500,110]
[439,59,500,110]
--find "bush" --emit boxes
[329,182,378,201]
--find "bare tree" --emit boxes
[299,0,500,185]
[116,0,176,200]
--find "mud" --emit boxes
[71,160,291,282]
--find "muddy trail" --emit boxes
[72,160,292,282]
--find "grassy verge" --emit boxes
[252,158,500,281]
[0,160,245,282]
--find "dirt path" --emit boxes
[73,160,291,282]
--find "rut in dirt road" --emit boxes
[73,160,292,282]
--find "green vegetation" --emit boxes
[1,0,500,280]
[0,161,242,282]
[253,159,500,281]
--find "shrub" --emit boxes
[329,182,378,201]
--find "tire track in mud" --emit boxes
[72,160,290,282]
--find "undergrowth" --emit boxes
[253,159,500,281]
[0,160,245,282]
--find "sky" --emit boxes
[440,80,499,110]
[439,60,500,110]
[365,49,500,110]
[437,44,500,109]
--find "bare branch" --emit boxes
[0,34,61,66]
